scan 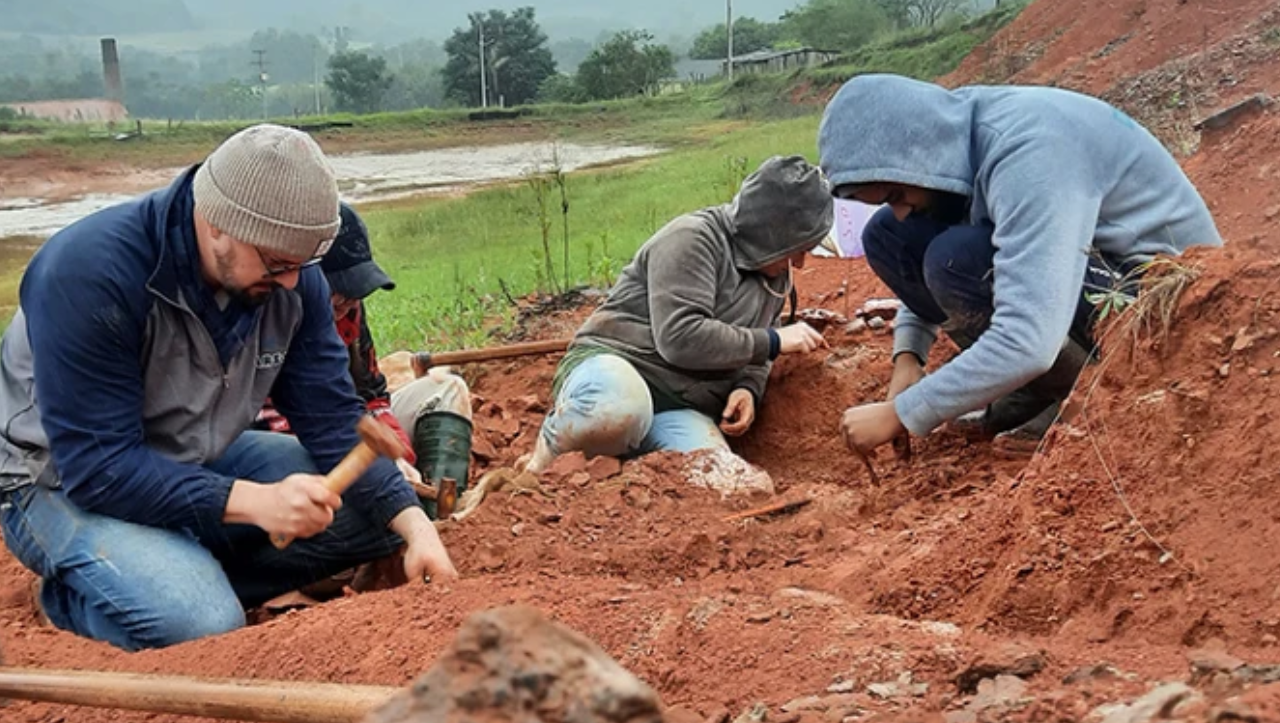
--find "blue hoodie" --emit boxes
[818,74,1223,435]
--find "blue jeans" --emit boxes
[539,354,727,458]
[862,207,1132,350]
[1,431,402,651]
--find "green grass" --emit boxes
[360,116,821,351]
[0,236,40,326]
[829,2,1030,80]
[713,3,1027,121]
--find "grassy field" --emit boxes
[0,236,40,322]
[0,115,819,347]
[360,116,820,351]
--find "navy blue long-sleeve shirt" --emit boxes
[7,170,416,534]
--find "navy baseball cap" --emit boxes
[321,203,395,300]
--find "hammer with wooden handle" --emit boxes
[270,416,409,550]
[410,338,570,376]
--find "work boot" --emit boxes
[952,338,1094,443]
[990,401,1062,458]
[412,412,473,519]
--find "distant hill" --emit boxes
[0,0,196,34]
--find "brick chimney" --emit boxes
[101,38,124,103]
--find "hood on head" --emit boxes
[730,155,834,271]
[818,74,975,198]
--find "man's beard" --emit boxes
[215,248,277,307]
[227,285,277,307]
[925,191,970,225]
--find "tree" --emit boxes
[381,64,446,111]
[779,0,891,51]
[689,18,779,60]
[874,0,968,28]
[576,30,675,101]
[326,50,393,114]
[537,73,589,104]
[905,0,968,27]
[198,79,260,119]
[442,7,557,108]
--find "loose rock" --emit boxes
[587,455,623,482]
[1097,682,1201,723]
[954,644,1047,693]
[366,605,664,723]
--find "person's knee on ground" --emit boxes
[526,354,653,474]
[127,594,245,650]
[13,499,247,651]
[643,408,730,455]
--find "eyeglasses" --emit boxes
[254,237,334,278]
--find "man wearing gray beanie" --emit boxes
[522,155,832,475]
[0,123,457,651]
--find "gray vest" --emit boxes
[0,287,302,488]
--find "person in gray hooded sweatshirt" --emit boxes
[817,74,1222,456]
[522,155,833,473]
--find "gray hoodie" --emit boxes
[572,155,834,417]
[818,74,1223,435]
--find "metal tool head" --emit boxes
[356,416,410,460]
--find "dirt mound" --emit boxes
[8,241,1274,722]
[947,0,1280,151]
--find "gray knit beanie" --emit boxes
[193,123,341,259]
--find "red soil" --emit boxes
[8,2,1280,720]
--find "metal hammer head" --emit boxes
[356,416,410,461]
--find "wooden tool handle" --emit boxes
[271,444,379,550]
[0,667,398,723]
[414,338,570,370]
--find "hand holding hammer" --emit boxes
[270,416,410,549]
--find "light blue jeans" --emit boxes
[540,354,728,459]
[1,432,402,651]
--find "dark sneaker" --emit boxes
[991,403,1061,459]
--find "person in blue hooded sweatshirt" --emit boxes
[817,74,1223,457]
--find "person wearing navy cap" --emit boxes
[256,203,474,518]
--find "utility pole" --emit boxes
[477,17,488,108]
[252,48,270,119]
[312,36,323,115]
[726,0,734,82]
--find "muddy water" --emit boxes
[0,141,661,240]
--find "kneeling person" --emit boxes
[256,203,475,517]
[0,125,456,652]
[524,155,832,473]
